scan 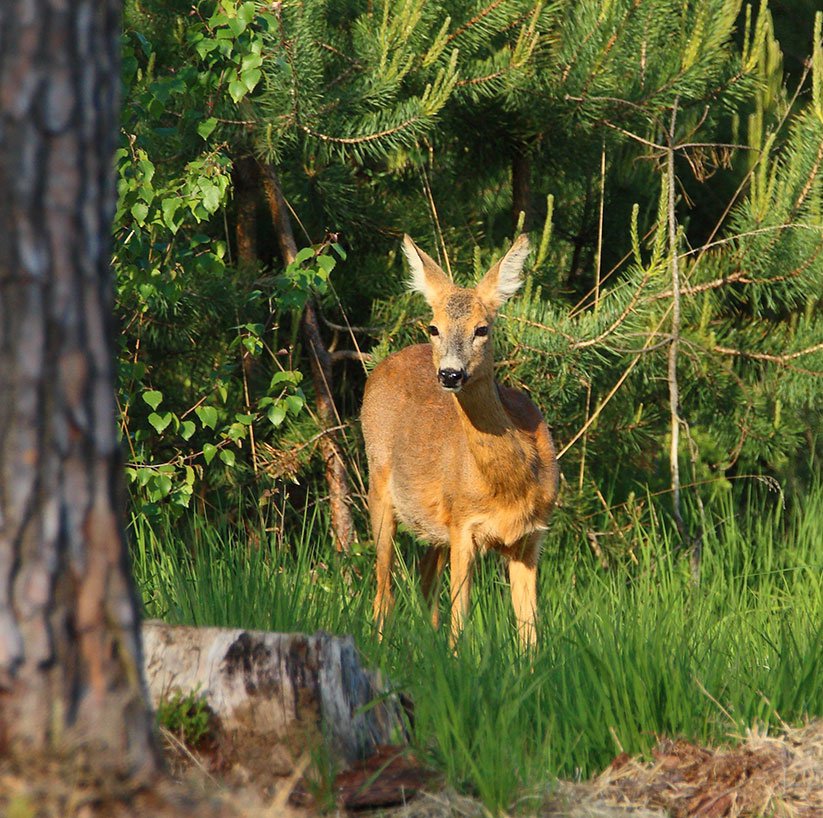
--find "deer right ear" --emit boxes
[403,235,451,305]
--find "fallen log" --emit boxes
[141,621,406,775]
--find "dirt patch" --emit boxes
[585,720,823,818]
[380,721,823,818]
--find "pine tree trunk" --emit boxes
[512,144,532,232]
[0,0,160,779]
[233,155,259,266]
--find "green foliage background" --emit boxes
[117,2,822,807]
[116,0,822,555]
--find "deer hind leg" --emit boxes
[369,474,397,639]
[449,528,476,647]
[506,533,542,649]
[419,547,448,629]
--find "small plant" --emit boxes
[156,688,214,747]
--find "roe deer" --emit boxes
[361,234,559,647]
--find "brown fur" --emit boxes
[361,236,559,647]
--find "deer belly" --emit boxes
[389,475,451,544]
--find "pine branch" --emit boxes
[711,342,823,368]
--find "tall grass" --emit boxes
[131,484,823,813]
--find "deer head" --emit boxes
[403,234,530,392]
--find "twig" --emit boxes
[421,149,452,278]
[665,99,686,541]
[330,349,372,364]
[594,139,606,312]
[557,305,672,459]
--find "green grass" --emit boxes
[131,485,823,813]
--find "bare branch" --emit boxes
[666,98,686,538]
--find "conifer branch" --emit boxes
[573,270,652,349]
[445,0,507,46]
[711,342,823,369]
[298,113,431,146]
[557,307,673,460]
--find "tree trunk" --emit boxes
[260,163,355,552]
[0,0,160,779]
[512,144,532,232]
[232,155,259,267]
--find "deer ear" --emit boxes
[403,235,451,305]
[476,234,530,311]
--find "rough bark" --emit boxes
[260,163,355,552]
[142,622,406,771]
[232,155,259,267]
[0,0,160,778]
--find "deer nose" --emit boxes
[438,368,466,390]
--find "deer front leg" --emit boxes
[420,547,448,629]
[506,533,542,649]
[370,476,397,639]
[449,528,476,647]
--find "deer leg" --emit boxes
[449,529,476,647]
[369,476,397,639]
[420,547,448,629]
[506,534,542,649]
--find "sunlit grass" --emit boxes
[131,484,823,814]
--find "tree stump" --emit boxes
[141,622,406,777]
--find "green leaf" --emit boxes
[240,53,263,72]
[242,335,261,354]
[172,485,193,508]
[316,254,335,277]
[238,2,256,26]
[294,247,315,264]
[148,412,172,433]
[270,370,302,388]
[202,443,218,465]
[142,389,163,410]
[161,197,181,232]
[227,16,246,37]
[152,474,173,498]
[242,68,261,92]
[196,405,219,429]
[267,404,287,427]
[180,420,196,441]
[235,413,254,426]
[219,449,236,467]
[200,181,221,213]
[228,78,246,103]
[130,201,149,225]
[284,395,304,415]
[197,117,218,140]
[227,422,247,441]
[195,37,220,58]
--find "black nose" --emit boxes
[438,368,466,389]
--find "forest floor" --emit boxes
[1,704,820,817]
[154,717,823,818]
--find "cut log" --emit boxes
[141,621,406,775]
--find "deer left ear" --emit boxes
[476,234,530,311]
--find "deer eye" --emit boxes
[474,325,489,338]
[428,325,439,337]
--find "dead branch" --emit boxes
[261,162,356,552]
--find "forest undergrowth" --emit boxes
[132,481,822,813]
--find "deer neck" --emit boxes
[453,376,527,486]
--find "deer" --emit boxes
[361,234,559,648]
